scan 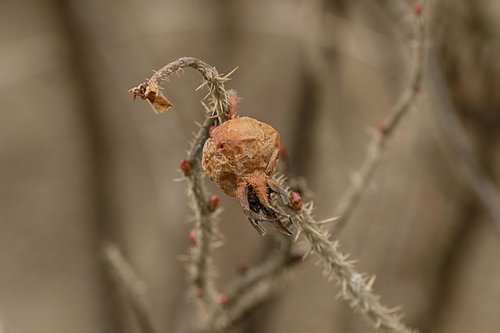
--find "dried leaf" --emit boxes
[129,82,172,113]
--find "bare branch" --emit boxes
[210,238,297,329]
[103,243,157,333]
[427,52,500,227]
[333,6,426,234]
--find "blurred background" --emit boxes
[1,0,500,332]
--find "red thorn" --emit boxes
[209,125,217,134]
[279,144,288,159]
[180,159,191,176]
[236,265,248,275]
[208,194,220,212]
[290,192,303,210]
[194,288,203,298]
[376,123,388,134]
[188,229,197,246]
[413,3,422,16]
[218,293,229,306]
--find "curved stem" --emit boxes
[130,57,232,322]
[333,10,426,234]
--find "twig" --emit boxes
[208,238,298,330]
[103,243,157,333]
[186,238,294,332]
[131,57,233,323]
[427,52,500,227]
[130,46,419,331]
[293,203,417,333]
[332,5,426,234]
[204,181,304,328]
[224,239,292,305]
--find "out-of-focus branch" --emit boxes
[332,4,426,234]
[103,243,157,333]
[427,52,500,227]
[208,238,299,330]
[201,181,300,329]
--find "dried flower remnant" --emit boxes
[202,116,293,236]
[129,82,172,114]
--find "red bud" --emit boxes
[180,159,191,176]
[188,229,197,246]
[290,192,303,210]
[208,194,220,212]
[218,293,229,306]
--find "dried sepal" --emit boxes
[129,82,172,114]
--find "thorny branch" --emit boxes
[129,15,424,329]
[131,57,233,323]
[103,243,157,333]
[332,4,426,234]
[131,57,298,331]
[292,203,416,333]
[209,238,298,330]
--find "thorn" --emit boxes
[376,123,389,134]
[293,229,302,242]
[315,216,340,225]
[412,3,422,16]
[194,288,203,298]
[223,66,239,79]
[218,293,229,306]
[236,265,248,275]
[366,275,376,290]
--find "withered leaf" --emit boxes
[129,82,172,114]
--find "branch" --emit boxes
[293,203,417,333]
[204,179,304,329]
[131,57,233,323]
[103,243,157,333]
[332,5,426,234]
[209,238,298,329]
[427,52,500,227]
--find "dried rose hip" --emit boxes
[202,117,293,236]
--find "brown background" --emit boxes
[1,0,499,332]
